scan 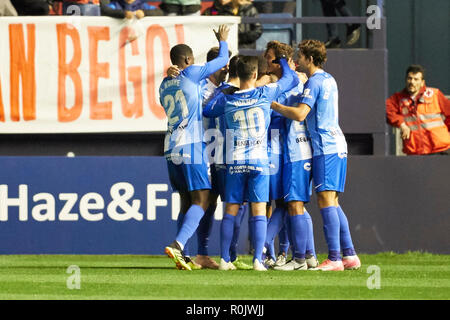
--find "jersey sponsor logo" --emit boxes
[329,129,344,137]
[338,152,347,159]
[296,136,309,144]
[234,139,263,147]
[228,165,263,174]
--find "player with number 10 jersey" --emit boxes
[203,57,298,204]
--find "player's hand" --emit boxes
[297,72,308,84]
[255,74,272,86]
[125,10,134,19]
[135,10,145,19]
[166,65,180,78]
[272,55,286,64]
[214,24,229,42]
[288,58,296,70]
[400,123,411,140]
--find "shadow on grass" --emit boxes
[0,266,175,270]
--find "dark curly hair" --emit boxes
[298,39,327,68]
[264,40,294,60]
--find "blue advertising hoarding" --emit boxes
[0,156,249,255]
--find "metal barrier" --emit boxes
[239,16,386,55]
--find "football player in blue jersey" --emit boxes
[203,55,299,271]
[203,54,253,270]
[261,41,290,268]
[166,52,253,270]
[260,41,319,271]
[271,39,361,271]
[261,41,294,268]
[189,47,230,269]
[160,25,230,271]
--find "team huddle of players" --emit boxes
[159,24,361,272]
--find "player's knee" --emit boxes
[208,193,219,208]
[191,189,210,210]
[275,199,286,208]
[180,193,191,214]
[316,191,336,208]
[287,201,304,216]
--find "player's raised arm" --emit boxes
[264,58,299,103]
[205,25,230,75]
[184,25,230,82]
[214,24,230,43]
[275,57,299,93]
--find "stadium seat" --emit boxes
[256,13,295,50]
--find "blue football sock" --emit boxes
[265,206,284,260]
[285,210,295,255]
[196,203,216,256]
[175,204,205,248]
[278,215,290,256]
[336,206,356,257]
[220,213,236,262]
[247,211,254,253]
[267,241,275,261]
[289,214,308,260]
[250,215,267,263]
[230,205,246,262]
[176,212,190,256]
[304,210,316,257]
[320,206,341,261]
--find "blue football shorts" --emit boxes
[269,152,284,201]
[166,143,211,193]
[312,152,347,193]
[210,163,227,201]
[283,159,312,202]
[225,164,269,204]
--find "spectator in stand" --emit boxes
[106,0,162,18]
[0,0,18,16]
[386,64,450,155]
[320,0,361,48]
[160,0,201,16]
[203,0,262,49]
[10,0,50,15]
[54,0,101,16]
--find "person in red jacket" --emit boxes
[386,64,450,155]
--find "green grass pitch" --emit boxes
[0,252,448,300]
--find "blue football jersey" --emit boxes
[204,59,298,164]
[296,70,347,157]
[204,81,234,165]
[268,110,284,156]
[280,82,313,162]
[204,85,284,163]
[159,41,229,156]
